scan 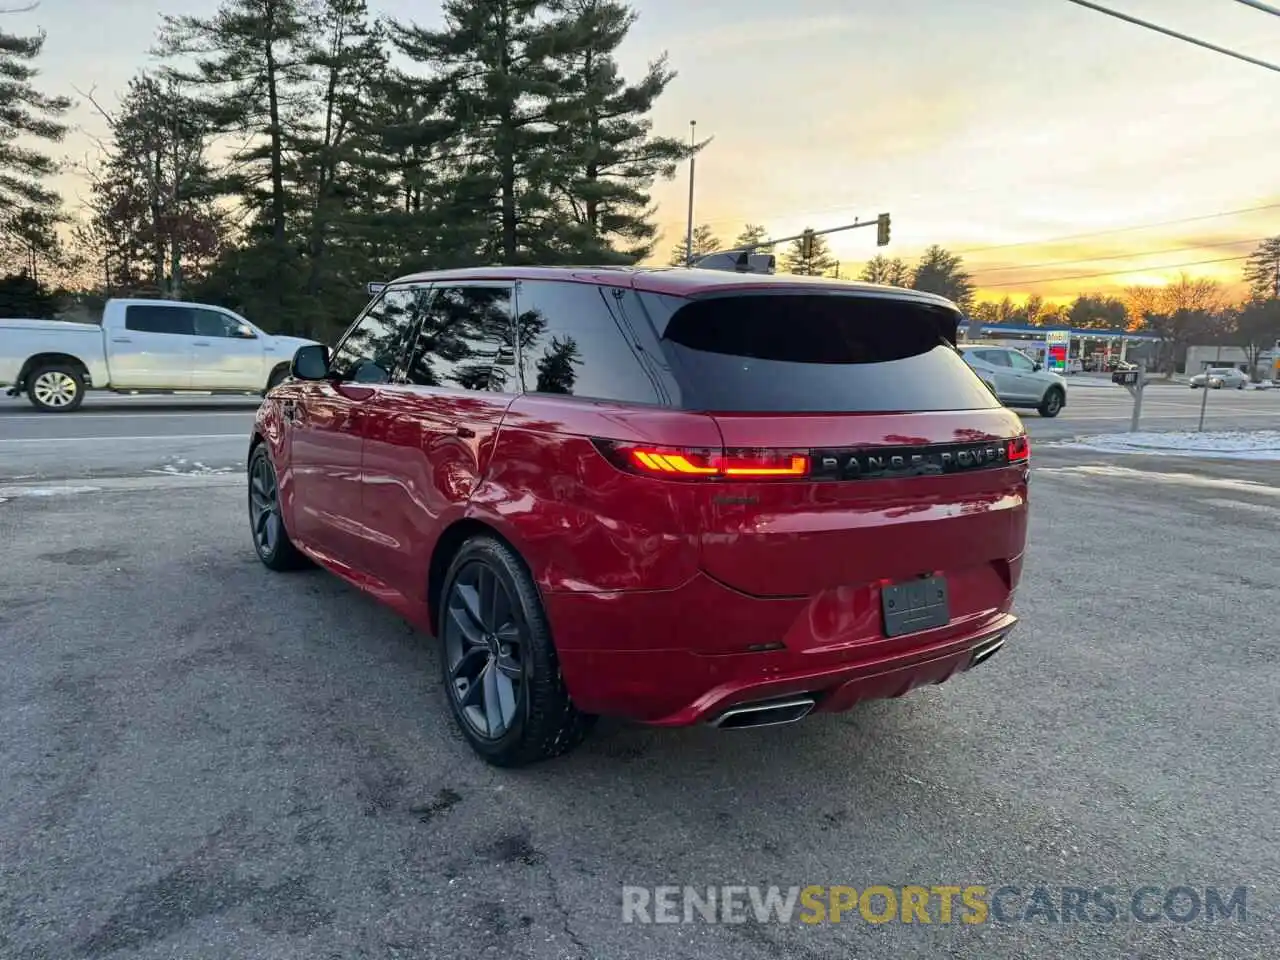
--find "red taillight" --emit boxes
[1007,435,1030,463]
[594,440,811,481]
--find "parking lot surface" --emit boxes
[1,387,1277,959]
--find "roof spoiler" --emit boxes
[690,250,776,274]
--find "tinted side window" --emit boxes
[330,287,421,384]
[981,350,1011,367]
[514,280,662,404]
[192,309,246,338]
[1007,350,1035,371]
[405,284,516,392]
[125,304,194,336]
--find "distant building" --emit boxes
[1184,344,1278,380]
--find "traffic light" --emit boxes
[876,213,891,247]
[800,229,815,259]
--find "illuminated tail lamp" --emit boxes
[1006,435,1031,464]
[592,440,811,481]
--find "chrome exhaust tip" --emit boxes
[970,634,1006,668]
[709,695,817,730]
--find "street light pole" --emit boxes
[684,121,696,266]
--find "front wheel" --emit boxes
[439,536,594,767]
[1038,387,1064,418]
[27,364,85,412]
[248,444,309,571]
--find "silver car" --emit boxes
[958,344,1068,418]
[1190,367,1249,390]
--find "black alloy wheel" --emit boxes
[438,536,594,766]
[443,560,526,740]
[248,445,307,570]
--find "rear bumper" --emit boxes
[547,574,1017,725]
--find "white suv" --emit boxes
[958,345,1068,418]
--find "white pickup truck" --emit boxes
[0,298,319,411]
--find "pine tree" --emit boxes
[1243,236,1280,301]
[911,245,974,309]
[0,25,71,276]
[157,0,313,249]
[780,229,836,276]
[293,0,387,297]
[733,223,771,251]
[860,253,909,287]
[391,0,570,265]
[667,223,719,265]
[544,0,687,262]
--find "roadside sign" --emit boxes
[1044,330,1070,373]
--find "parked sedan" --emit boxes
[1190,367,1250,389]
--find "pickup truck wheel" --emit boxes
[248,445,309,571]
[1037,386,1064,418]
[439,535,595,767]
[27,364,85,412]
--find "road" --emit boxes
[1,381,1276,481]
[1,388,1278,959]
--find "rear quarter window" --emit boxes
[642,291,1002,413]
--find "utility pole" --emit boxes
[684,121,697,267]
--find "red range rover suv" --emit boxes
[248,266,1029,766]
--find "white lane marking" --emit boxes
[0,434,246,444]
[1201,498,1278,516]
[0,411,254,423]
[1038,464,1280,496]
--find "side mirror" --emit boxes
[1034,361,1043,371]
[291,343,331,381]
[235,324,258,339]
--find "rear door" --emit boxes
[111,304,196,389]
[189,307,266,391]
[638,288,1028,624]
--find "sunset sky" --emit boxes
[13,0,1280,302]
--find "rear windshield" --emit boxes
[648,292,1002,413]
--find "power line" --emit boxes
[971,236,1268,276]
[1063,0,1280,73]
[955,202,1280,255]
[1232,0,1280,17]
[979,254,1251,288]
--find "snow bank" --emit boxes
[1050,430,1280,461]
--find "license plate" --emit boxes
[881,576,950,637]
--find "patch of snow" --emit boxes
[1049,430,1280,461]
[0,485,102,498]
[1039,464,1280,497]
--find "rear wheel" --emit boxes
[1037,387,1064,418]
[248,444,309,571]
[439,536,593,767]
[27,364,85,412]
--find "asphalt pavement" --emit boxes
[0,380,1276,481]
[1,385,1278,959]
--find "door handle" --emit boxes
[193,341,211,346]
[455,425,475,439]
[111,337,132,343]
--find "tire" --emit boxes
[26,363,85,412]
[438,535,594,767]
[1037,387,1064,418]
[263,364,290,396]
[248,444,309,571]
